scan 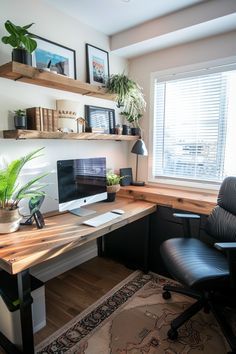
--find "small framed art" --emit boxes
[86,44,109,85]
[85,105,115,134]
[32,35,77,79]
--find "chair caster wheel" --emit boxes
[168,328,178,340]
[162,290,171,300]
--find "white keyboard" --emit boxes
[82,212,121,227]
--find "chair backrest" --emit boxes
[206,177,236,242]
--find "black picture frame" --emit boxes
[86,43,109,85]
[85,105,116,134]
[32,35,77,79]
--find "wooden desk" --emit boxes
[0,197,156,354]
[118,185,217,215]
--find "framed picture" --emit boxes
[85,105,115,134]
[32,35,77,79]
[86,44,109,85]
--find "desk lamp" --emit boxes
[131,138,148,186]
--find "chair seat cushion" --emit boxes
[160,238,229,290]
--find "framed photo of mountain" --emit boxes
[32,35,76,79]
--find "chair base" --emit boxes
[163,284,236,353]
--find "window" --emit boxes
[151,65,236,186]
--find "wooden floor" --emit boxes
[0,257,132,353]
[35,256,132,344]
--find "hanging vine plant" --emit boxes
[106,73,146,118]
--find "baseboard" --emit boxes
[31,241,98,282]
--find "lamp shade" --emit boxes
[131,139,148,156]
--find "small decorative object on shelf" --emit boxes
[56,99,80,132]
[0,148,48,233]
[14,109,27,129]
[1,20,37,65]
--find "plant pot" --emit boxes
[106,184,120,202]
[0,208,22,234]
[14,115,27,129]
[131,127,141,136]
[12,48,32,66]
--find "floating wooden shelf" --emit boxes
[0,62,116,101]
[2,129,139,141]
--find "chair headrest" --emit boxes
[218,177,236,215]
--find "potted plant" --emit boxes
[0,148,47,233]
[120,111,142,136]
[106,73,146,118]
[14,109,27,129]
[1,20,37,65]
[106,171,123,202]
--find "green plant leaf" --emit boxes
[23,23,34,30]
[14,173,48,201]
[21,36,37,53]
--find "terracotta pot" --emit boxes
[0,208,22,234]
[107,184,120,194]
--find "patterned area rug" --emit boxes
[36,271,229,354]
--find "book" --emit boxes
[26,107,41,130]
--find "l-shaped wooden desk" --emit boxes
[0,186,218,354]
[0,197,156,354]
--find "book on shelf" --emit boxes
[26,107,59,132]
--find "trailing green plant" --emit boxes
[106,73,146,119]
[1,20,37,53]
[106,171,123,186]
[14,109,26,117]
[0,148,48,210]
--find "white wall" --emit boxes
[0,0,129,215]
[128,31,236,184]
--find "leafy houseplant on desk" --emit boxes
[106,172,123,202]
[1,20,37,65]
[0,148,47,234]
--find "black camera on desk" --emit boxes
[22,195,45,229]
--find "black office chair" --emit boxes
[160,176,236,353]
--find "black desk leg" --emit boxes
[143,216,150,274]
[17,269,35,354]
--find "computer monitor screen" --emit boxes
[57,157,107,216]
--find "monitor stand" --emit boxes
[69,207,96,217]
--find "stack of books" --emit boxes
[26,107,58,132]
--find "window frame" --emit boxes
[148,57,236,191]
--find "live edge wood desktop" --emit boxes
[0,197,156,354]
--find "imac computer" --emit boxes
[57,157,107,216]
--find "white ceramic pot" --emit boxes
[0,208,22,234]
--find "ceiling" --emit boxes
[43,0,204,35]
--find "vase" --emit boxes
[131,127,141,136]
[106,184,120,202]
[14,115,27,129]
[0,208,22,234]
[12,48,32,66]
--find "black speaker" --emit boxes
[120,168,133,186]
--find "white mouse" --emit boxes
[111,209,125,215]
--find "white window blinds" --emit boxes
[152,69,236,183]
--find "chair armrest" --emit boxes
[173,213,200,238]
[214,242,236,251]
[214,242,236,288]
